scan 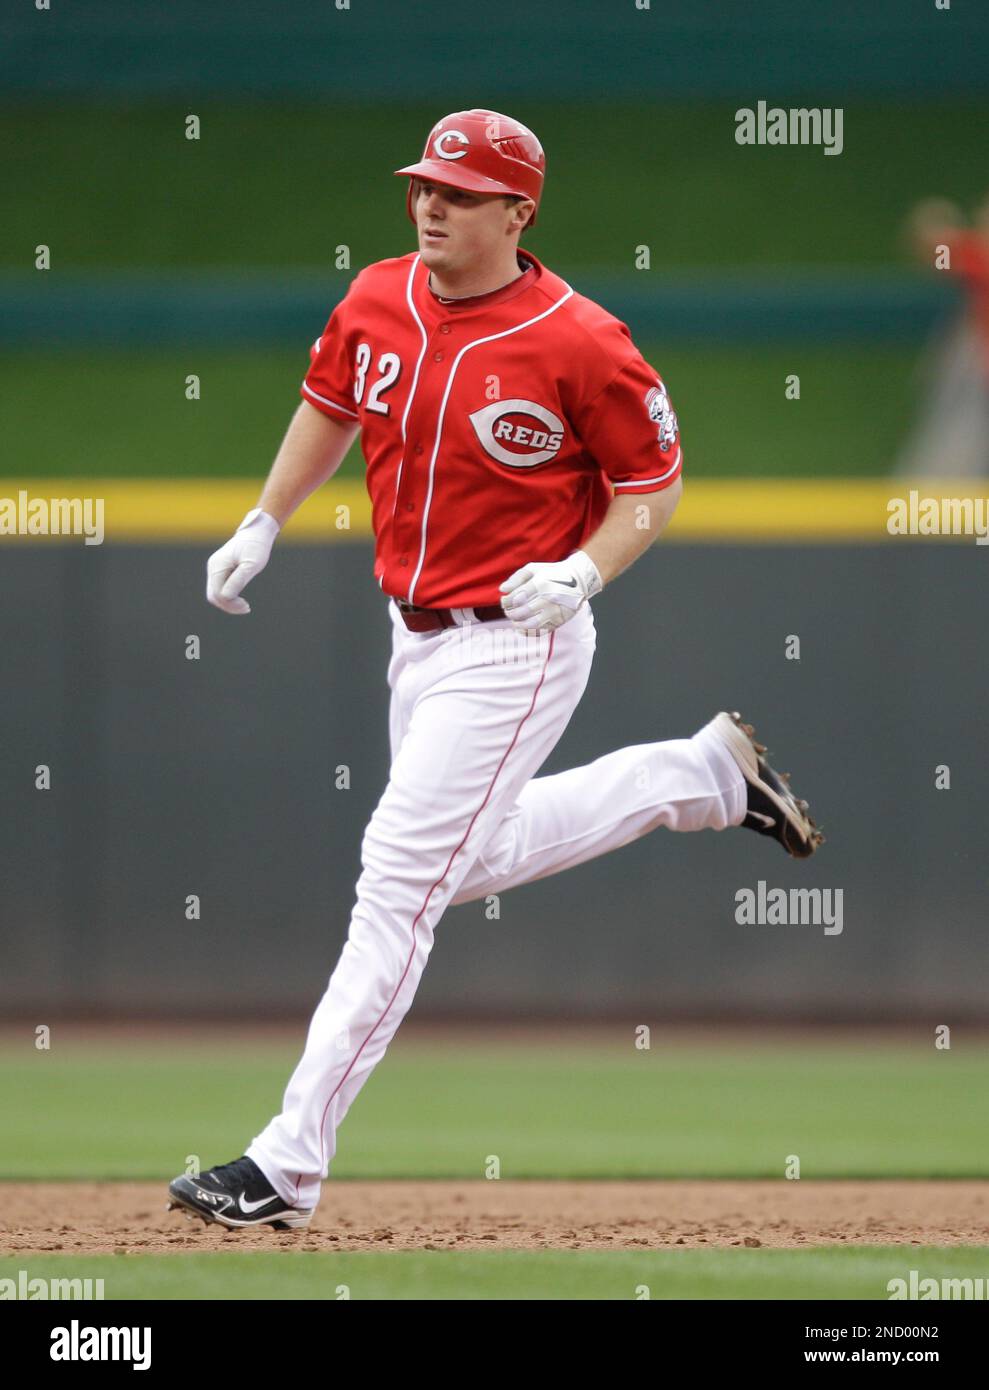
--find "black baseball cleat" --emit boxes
[166,1155,313,1230]
[706,710,825,859]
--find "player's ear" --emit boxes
[509,197,535,234]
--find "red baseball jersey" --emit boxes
[302,247,683,608]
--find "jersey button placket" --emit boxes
[400,329,449,597]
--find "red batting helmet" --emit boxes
[394,108,545,228]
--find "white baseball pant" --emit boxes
[246,599,746,1210]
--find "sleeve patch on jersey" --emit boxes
[645,383,679,452]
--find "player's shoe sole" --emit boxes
[706,710,824,859]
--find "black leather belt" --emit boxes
[393,598,507,633]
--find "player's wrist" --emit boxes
[568,549,604,598]
[237,508,282,542]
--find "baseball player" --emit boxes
[898,195,989,476]
[168,110,823,1231]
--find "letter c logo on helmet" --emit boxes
[434,130,469,161]
[394,108,546,228]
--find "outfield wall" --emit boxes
[0,272,954,348]
[5,0,987,98]
[2,539,985,1020]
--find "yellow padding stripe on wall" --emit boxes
[1,479,987,542]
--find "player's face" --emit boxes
[412,179,527,271]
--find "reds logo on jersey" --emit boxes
[645,383,679,452]
[469,400,566,468]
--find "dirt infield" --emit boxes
[3,1181,987,1254]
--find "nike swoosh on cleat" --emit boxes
[748,811,776,828]
[238,1191,279,1213]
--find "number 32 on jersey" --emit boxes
[354,343,401,416]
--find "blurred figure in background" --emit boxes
[896,195,989,477]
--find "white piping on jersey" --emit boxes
[407,281,575,604]
[301,381,359,418]
[611,446,682,489]
[394,257,430,507]
[401,257,430,440]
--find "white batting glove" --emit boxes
[206,508,281,615]
[499,550,603,633]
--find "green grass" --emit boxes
[0,345,915,480]
[2,1248,987,1300]
[4,100,987,272]
[2,1036,986,1180]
